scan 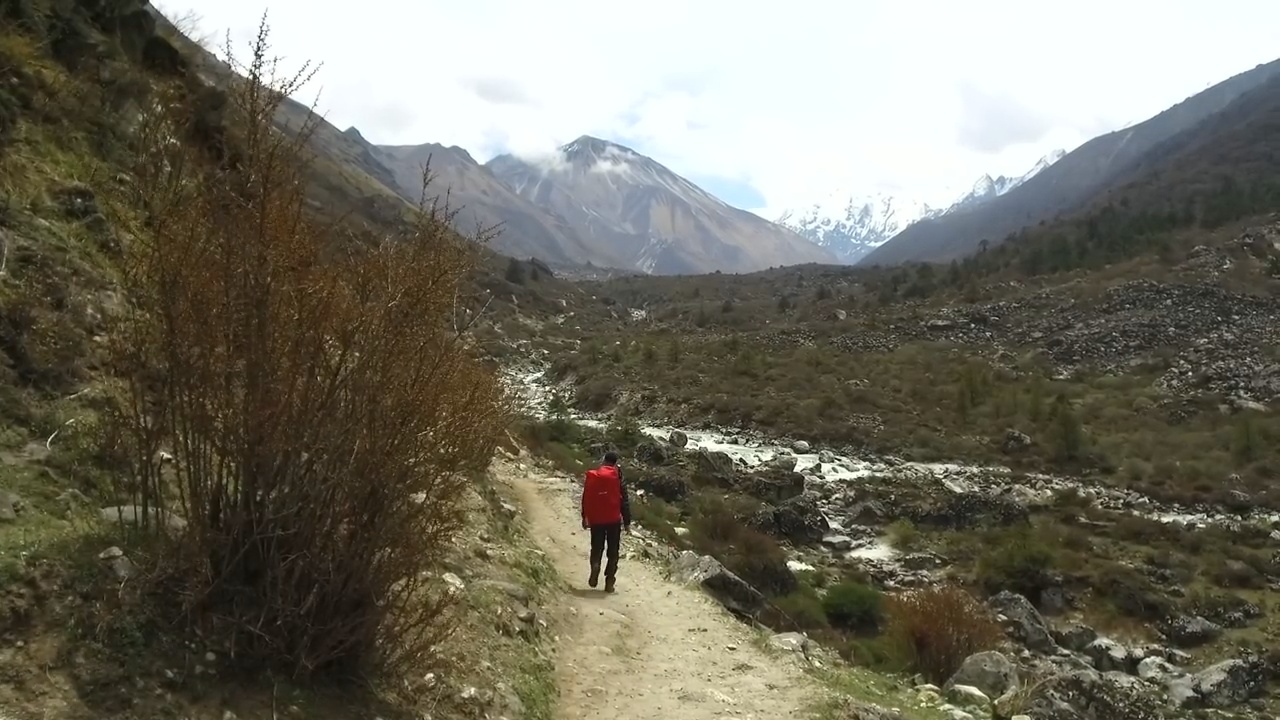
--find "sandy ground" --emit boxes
[496,458,817,720]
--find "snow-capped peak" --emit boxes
[778,149,1068,264]
[497,136,727,210]
[776,192,944,265]
[1024,148,1067,179]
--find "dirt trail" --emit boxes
[497,458,818,720]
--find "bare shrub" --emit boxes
[882,585,1003,684]
[107,20,506,678]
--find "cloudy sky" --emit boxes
[156,0,1280,217]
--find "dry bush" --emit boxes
[106,21,506,678]
[882,585,1003,684]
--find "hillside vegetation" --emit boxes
[0,3,565,718]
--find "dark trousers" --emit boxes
[589,523,622,579]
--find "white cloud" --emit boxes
[156,0,1280,217]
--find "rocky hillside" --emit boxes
[485,136,836,275]
[865,58,1280,266]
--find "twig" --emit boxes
[0,233,7,276]
[46,417,79,450]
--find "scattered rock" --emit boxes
[1001,429,1033,454]
[441,573,465,594]
[97,546,135,581]
[1021,669,1165,720]
[1135,656,1182,683]
[944,684,990,714]
[768,631,813,655]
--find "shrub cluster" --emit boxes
[105,26,505,678]
[881,585,1004,684]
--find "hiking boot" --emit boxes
[604,576,616,593]
[588,564,600,588]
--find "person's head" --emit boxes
[603,451,619,466]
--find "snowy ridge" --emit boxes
[779,149,1067,265]
[777,194,944,265]
[948,148,1068,213]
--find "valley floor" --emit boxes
[500,456,818,719]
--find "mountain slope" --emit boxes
[970,70,1280,277]
[371,140,630,269]
[486,136,837,275]
[863,58,1280,266]
[779,151,1064,264]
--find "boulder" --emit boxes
[632,471,690,503]
[770,454,799,472]
[1083,637,1139,674]
[1167,657,1267,709]
[987,591,1059,654]
[1020,670,1165,720]
[1051,621,1099,653]
[633,441,670,465]
[693,449,736,485]
[791,440,811,453]
[946,651,1019,699]
[1158,614,1222,648]
[736,468,805,504]
[822,535,855,551]
[669,551,766,618]
[668,430,688,448]
[769,494,830,545]
[1135,656,1182,683]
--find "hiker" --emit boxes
[580,451,631,592]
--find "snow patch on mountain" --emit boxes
[777,194,945,265]
[778,149,1067,265]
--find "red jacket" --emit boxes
[581,464,631,527]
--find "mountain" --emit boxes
[863,59,1280,266]
[777,151,1065,264]
[485,136,837,275]
[368,139,630,270]
[947,149,1067,214]
[776,195,945,265]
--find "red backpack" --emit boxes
[582,464,622,526]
